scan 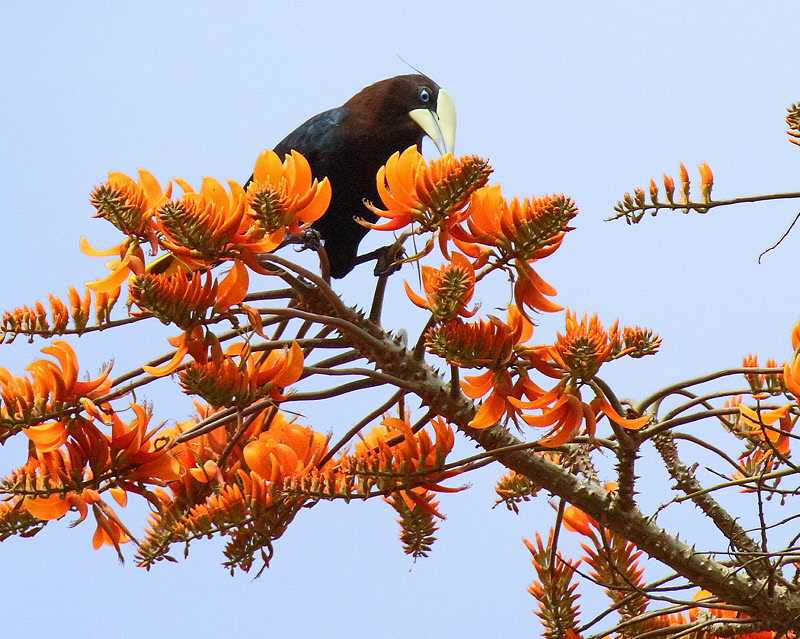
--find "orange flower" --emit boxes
[784,317,800,401]
[92,510,131,551]
[363,147,491,254]
[84,169,172,294]
[140,325,205,378]
[368,415,456,476]
[84,400,182,483]
[156,174,279,268]
[427,304,541,369]
[464,368,548,429]
[791,315,800,350]
[463,186,576,251]
[348,415,459,498]
[404,252,477,322]
[90,168,171,242]
[514,261,562,315]
[67,286,92,333]
[662,173,675,204]
[0,340,111,424]
[549,311,618,381]
[648,178,659,204]
[426,306,558,429]
[246,149,331,246]
[509,384,597,446]
[590,393,648,431]
[22,493,73,521]
[678,162,690,199]
[83,237,146,296]
[454,186,577,314]
[524,531,583,638]
[93,286,120,325]
[178,341,304,408]
[509,382,646,445]
[23,420,68,453]
[129,269,218,328]
[698,162,713,203]
[243,412,328,482]
[561,504,598,537]
[738,404,793,456]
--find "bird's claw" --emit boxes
[372,244,405,277]
[283,228,323,252]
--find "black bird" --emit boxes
[269,74,456,278]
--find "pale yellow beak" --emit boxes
[409,88,456,156]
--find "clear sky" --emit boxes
[2,2,800,637]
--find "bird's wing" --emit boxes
[273,107,350,165]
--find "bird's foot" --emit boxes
[282,228,323,252]
[353,244,405,277]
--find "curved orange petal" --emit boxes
[295,177,331,224]
[537,398,582,447]
[80,236,125,257]
[469,390,506,428]
[42,340,78,393]
[142,343,189,377]
[272,342,304,387]
[131,453,182,482]
[23,421,68,452]
[86,255,131,294]
[287,150,312,193]
[404,280,431,310]
[596,395,648,430]
[253,149,284,184]
[461,370,495,398]
[215,259,249,311]
[24,494,71,520]
[520,400,570,428]
[562,504,597,536]
[784,362,800,397]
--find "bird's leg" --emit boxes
[368,274,389,325]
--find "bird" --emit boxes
[267,74,456,278]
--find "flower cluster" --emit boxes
[135,408,459,570]
[528,498,701,637]
[404,252,477,323]
[1,396,183,557]
[427,306,652,441]
[524,530,582,639]
[0,285,118,343]
[83,151,331,314]
[178,342,304,408]
[246,149,331,246]
[0,341,110,436]
[364,147,492,237]
[613,162,714,223]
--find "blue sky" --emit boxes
[2,3,800,637]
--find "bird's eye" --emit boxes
[418,87,431,104]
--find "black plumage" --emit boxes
[269,74,456,278]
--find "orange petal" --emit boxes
[142,343,189,377]
[80,236,125,257]
[86,255,131,294]
[272,341,304,387]
[23,421,68,452]
[215,259,249,311]
[469,390,506,428]
[461,370,495,399]
[24,494,71,520]
[596,395,648,430]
